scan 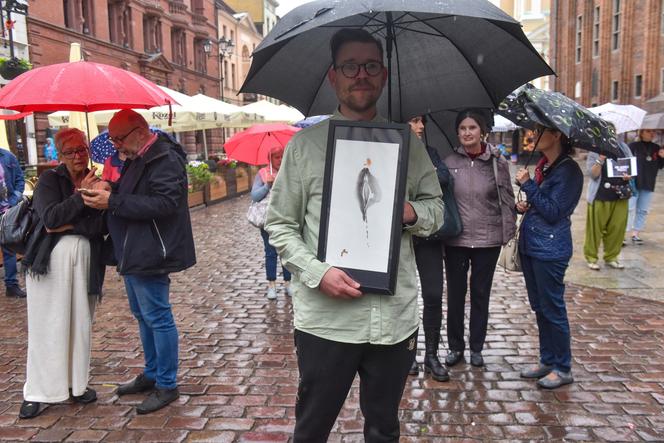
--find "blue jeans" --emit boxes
[2,246,18,288]
[627,190,654,232]
[260,229,291,282]
[520,254,572,373]
[124,274,178,389]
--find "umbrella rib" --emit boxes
[392,32,404,121]
[406,12,499,107]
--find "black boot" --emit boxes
[423,329,450,382]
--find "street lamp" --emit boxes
[218,36,234,102]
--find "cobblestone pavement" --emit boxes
[1,194,663,442]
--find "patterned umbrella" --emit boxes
[497,84,621,158]
[89,128,178,164]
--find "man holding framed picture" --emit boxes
[265,28,443,442]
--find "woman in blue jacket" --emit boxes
[514,124,583,389]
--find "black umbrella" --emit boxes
[240,0,554,121]
[423,108,495,158]
[497,83,622,158]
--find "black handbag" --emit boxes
[0,196,35,255]
[424,173,463,242]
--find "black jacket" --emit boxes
[107,135,196,275]
[24,164,106,296]
[629,141,664,192]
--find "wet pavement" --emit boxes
[0,186,663,442]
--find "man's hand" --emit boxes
[81,189,111,209]
[622,173,631,182]
[80,168,100,189]
[319,267,362,299]
[403,202,417,225]
[515,168,530,185]
[92,180,111,192]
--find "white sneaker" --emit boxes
[587,261,600,270]
[284,284,294,297]
[266,287,277,300]
[606,260,624,269]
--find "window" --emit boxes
[575,81,582,98]
[661,0,664,35]
[576,15,583,63]
[635,74,643,98]
[143,15,162,53]
[64,0,95,35]
[612,80,619,101]
[224,60,229,88]
[231,63,236,90]
[593,6,600,57]
[171,28,186,65]
[194,38,208,74]
[223,25,227,39]
[108,1,132,48]
[661,69,664,93]
[612,0,621,50]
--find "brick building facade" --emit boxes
[26,0,222,157]
[550,0,664,112]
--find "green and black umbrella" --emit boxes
[497,84,621,158]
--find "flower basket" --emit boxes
[186,161,214,193]
[0,57,31,80]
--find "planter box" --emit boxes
[236,167,250,193]
[207,176,227,202]
[188,190,205,208]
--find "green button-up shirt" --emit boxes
[265,111,443,345]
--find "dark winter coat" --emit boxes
[107,135,196,275]
[519,155,583,261]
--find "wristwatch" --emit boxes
[595,159,604,166]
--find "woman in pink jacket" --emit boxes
[442,110,516,368]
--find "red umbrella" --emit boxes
[0,61,176,113]
[224,123,300,165]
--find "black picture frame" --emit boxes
[317,120,411,295]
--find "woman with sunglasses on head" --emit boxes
[443,110,516,369]
[407,115,449,382]
[514,125,583,389]
[19,128,107,419]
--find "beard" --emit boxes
[340,80,382,114]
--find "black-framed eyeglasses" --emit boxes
[334,62,384,79]
[60,147,89,159]
[109,127,139,144]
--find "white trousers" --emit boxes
[24,235,96,403]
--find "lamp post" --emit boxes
[217,36,234,102]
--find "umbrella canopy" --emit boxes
[190,94,264,128]
[224,123,300,165]
[240,0,553,121]
[588,103,647,134]
[497,84,622,158]
[239,100,304,123]
[0,61,176,113]
[640,112,664,130]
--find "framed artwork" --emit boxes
[317,120,411,295]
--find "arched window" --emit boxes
[63,0,95,35]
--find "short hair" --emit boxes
[455,109,489,135]
[110,109,149,131]
[330,28,383,65]
[54,128,87,152]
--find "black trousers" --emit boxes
[444,246,501,353]
[414,239,444,331]
[293,329,417,443]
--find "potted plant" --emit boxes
[0,57,32,80]
[186,161,214,207]
[217,155,238,196]
[235,163,250,193]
